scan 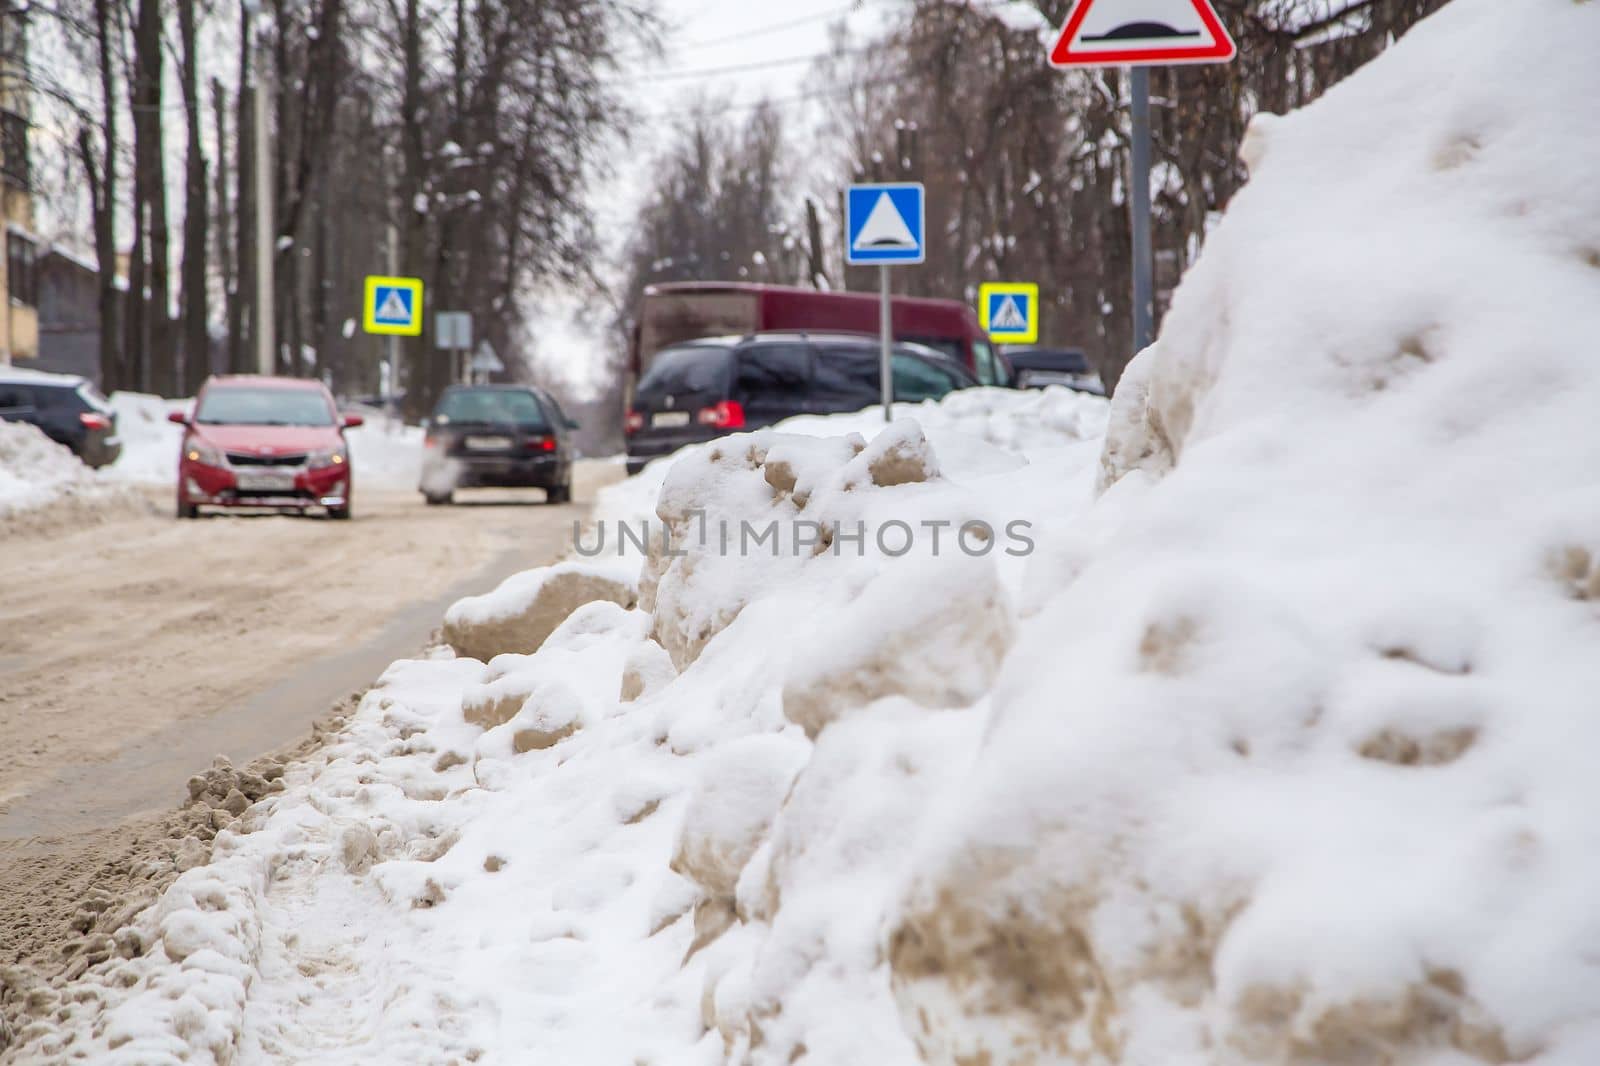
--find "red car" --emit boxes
[170,376,361,520]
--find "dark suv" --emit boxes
[624,332,976,474]
[420,384,579,505]
[0,371,121,468]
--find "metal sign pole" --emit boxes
[385,224,400,421]
[879,264,893,422]
[1129,66,1154,354]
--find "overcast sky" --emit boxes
[534,0,902,395]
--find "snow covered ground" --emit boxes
[7,0,1600,1062]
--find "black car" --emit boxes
[0,371,122,468]
[420,384,578,505]
[624,332,977,475]
[1003,347,1106,395]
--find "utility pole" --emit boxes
[1129,67,1154,353]
[244,0,274,375]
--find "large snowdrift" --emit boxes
[893,3,1600,1063]
[8,1,1598,1063]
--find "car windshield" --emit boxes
[435,389,547,427]
[196,387,335,426]
[904,336,964,363]
[637,346,732,395]
[1009,349,1089,373]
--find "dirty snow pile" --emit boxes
[9,1,1600,1063]
[596,384,1109,543]
[0,421,119,519]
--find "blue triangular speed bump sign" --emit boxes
[846,183,926,265]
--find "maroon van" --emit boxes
[631,281,1010,387]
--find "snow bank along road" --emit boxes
[0,470,618,976]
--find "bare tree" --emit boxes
[177,0,208,393]
[74,0,122,392]
[620,101,803,314]
[124,0,172,393]
[231,5,254,375]
[212,76,234,373]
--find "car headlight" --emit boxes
[185,440,226,466]
[307,445,348,469]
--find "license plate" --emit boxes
[651,411,690,429]
[465,435,513,450]
[236,471,296,491]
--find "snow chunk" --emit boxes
[443,560,639,662]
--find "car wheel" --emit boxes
[423,491,453,506]
[329,504,352,520]
[176,500,198,519]
[546,483,571,505]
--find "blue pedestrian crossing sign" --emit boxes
[846,183,925,266]
[363,275,424,336]
[979,282,1039,344]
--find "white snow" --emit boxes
[12,1,1600,1063]
[0,420,108,517]
[342,415,424,491]
[101,391,188,486]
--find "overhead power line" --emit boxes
[618,48,866,85]
[646,71,903,121]
[617,0,1030,84]
[673,4,869,52]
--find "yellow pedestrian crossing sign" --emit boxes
[979,282,1039,344]
[364,275,424,336]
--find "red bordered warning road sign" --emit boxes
[1050,0,1236,67]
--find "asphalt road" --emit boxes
[0,465,619,841]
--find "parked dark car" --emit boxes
[1002,347,1106,395]
[421,384,578,505]
[624,332,978,475]
[0,370,121,468]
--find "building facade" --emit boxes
[0,10,37,366]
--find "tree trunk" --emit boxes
[232,10,255,375]
[127,0,170,394]
[179,0,209,395]
[213,77,235,372]
[85,0,119,392]
[398,0,428,418]
[271,0,291,376]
